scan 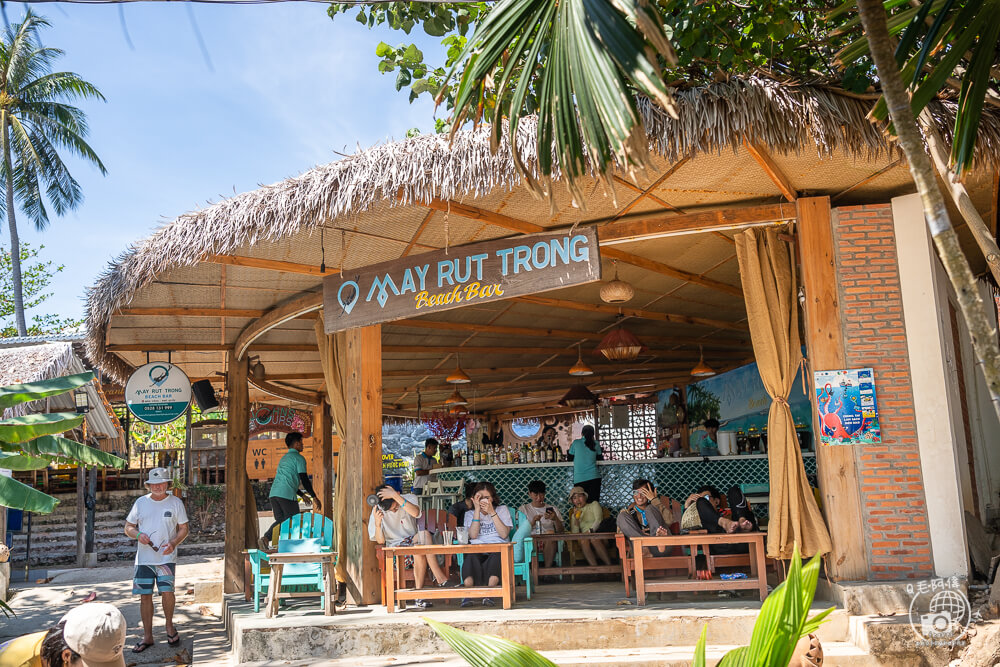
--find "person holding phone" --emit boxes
[517,480,563,568]
[617,478,671,556]
[460,482,513,607]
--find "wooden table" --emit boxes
[530,532,621,585]
[263,551,337,618]
[630,533,768,605]
[382,542,515,613]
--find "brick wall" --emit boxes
[831,204,934,580]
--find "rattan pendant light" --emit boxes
[568,344,594,376]
[690,346,716,377]
[596,314,646,361]
[600,260,634,304]
[558,384,597,408]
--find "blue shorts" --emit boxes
[133,563,176,595]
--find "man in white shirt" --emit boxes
[367,483,449,608]
[124,468,189,654]
[411,438,439,495]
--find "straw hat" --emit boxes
[569,486,588,500]
[143,467,172,488]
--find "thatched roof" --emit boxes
[0,342,76,388]
[84,76,1000,400]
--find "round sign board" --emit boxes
[125,362,192,425]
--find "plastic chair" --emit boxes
[245,512,335,613]
[515,507,564,577]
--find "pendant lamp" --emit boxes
[600,260,635,304]
[446,358,471,384]
[596,320,646,361]
[559,384,598,408]
[445,388,469,405]
[690,346,716,377]
[568,344,594,376]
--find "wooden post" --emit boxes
[312,400,334,518]
[224,351,250,594]
[343,325,383,605]
[797,196,868,581]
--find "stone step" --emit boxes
[9,540,223,566]
[235,642,876,667]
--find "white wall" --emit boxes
[892,193,969,578]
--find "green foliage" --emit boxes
[0,242,80,337]
[0,371,125,512]
[831,0,1000,174]
[424,617,558,666]
[686,384,721,426]
[699,545,832,666]
[187,483,224,528]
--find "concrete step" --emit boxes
[9,540,224,566]
[235,642,876,667]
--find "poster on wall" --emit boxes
[814,368,881,446]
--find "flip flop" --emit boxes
[82,592,97,603]
[166,631,181,646]
[132,641,154,653]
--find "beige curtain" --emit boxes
[735,228,832,560]
[315,314,350,582]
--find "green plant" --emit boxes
[187,483,224,528]
[0,10,106,336]
[424,617,557,666]
[686,384,721,427]
[0,371,126,512]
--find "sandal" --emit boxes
[166,631,181,646]
[132,641,154,654]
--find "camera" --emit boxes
[920,612,953,636]
[367,491,394,511]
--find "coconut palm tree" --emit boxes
[0,10,105,336]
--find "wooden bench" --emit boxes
[530,532,621,585]
[383,542,515,613]
[628,533,768,604]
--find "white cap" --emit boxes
[62,603,127,667]
[144,467,172,487]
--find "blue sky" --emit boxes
[12,2,443,322]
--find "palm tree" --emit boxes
[0,11,105,336]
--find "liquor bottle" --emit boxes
[504,447,511,465]
[521,442,528,464]
[546,443,553,463]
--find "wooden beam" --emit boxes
[610,156,690,220]
[118,307,265,318]
[403,209,436,257]
[515,296,748,332]
[392,318,752,348]
[380,361,708,378]
[206,254,334,277]
[832,159,904,202]
[383,372,693,395]
[382,343,752,357]
[797,196,867,582]
[107,343,318,352]
[598,203,795,245]
[312,400,334,519]
[234,291,324,360]
[743,140,797,202]
[247,376,321,406]
[220,265,227,346]
[343,325,383,605]
[606,247,745,297]
[422,199,542,234]
[223,351,249,594]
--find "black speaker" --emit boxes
[191,379,219,411]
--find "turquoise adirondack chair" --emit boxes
[454,509,534,599]
[245,512,336,612]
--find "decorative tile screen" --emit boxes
[599,402,658,461]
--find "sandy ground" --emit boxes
[2,555,231,666]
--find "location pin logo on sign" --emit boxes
[338,280,360,314]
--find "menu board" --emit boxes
[814,368,881,446]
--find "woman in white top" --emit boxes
[517,479,563,567]
[461,482,512,607]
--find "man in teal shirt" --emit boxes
[260,432,322,550]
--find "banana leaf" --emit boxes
[0,372,94,410]
[0,412,84,444]
[2,435,126,469]
[0,451,51,471]
[0,475,58,513]
[424,617,558,666]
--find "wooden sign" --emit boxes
[247,436,341,480]
[323,228,601,332]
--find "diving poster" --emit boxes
[814,368,881,446]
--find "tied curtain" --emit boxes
[314,314,350,582]
[734,228,832,560]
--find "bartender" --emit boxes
[697,418,720,456]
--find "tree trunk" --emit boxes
[918,107,1000,285]
[857,0,1000,421]
[3,117,26,336]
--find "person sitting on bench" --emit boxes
[568,486,612,567]
[681,485,757,551]
[617,479,670,556]
[369,484,450,609]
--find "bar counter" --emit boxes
[432,452,817,518]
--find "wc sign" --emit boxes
[323,228,601,332]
